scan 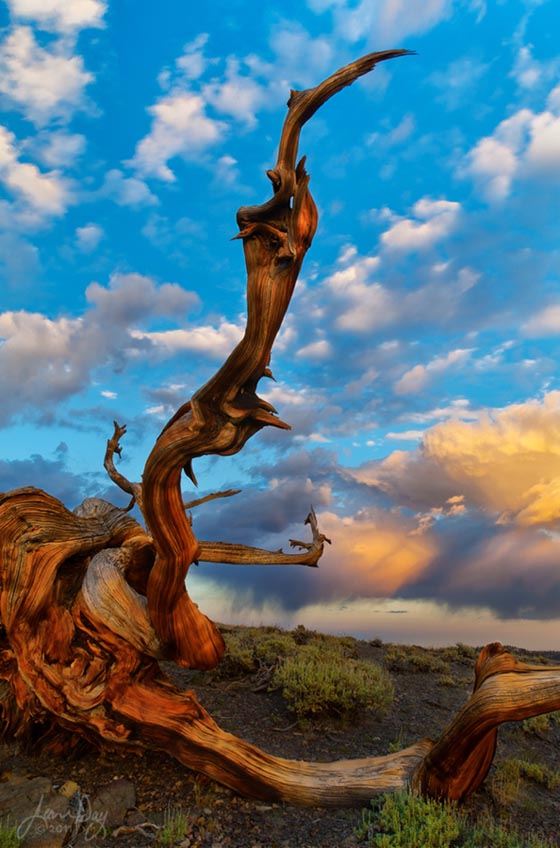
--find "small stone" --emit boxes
[58,780,80,799]
[90,778,136,828]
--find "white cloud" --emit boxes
[394,348,473,394]
[0,26,93,125]
[324,253,394,333]
[523,304,560,337]
[34,131,86,168]
[0,273,203,423]
[130,321,244,361]
[75,223,103,252]
[321,0,453,46]
[386,430,425,441]
[511,45,542,90]
[102,169,158,208]
[381,198,461,252]
[269,22,334,86]
[174,34,209,82]
[6,0,106,33]
[366,113,415,149]
[213,155,241,189]
[130,91,227,181]
[462,86,560,200]
[0,125,70,215]
[203,58,268,128]
[296,339,333,360]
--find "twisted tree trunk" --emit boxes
[1,50,560,807]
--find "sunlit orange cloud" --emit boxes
[310,511,437,596]
[351,391,560,527]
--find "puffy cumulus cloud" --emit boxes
[295,339,333,361]
[130,321,244,361]
[522,303,560,337]
[129,29,334,184]
[394,348,473,394]
[6,0,106,33]
[0,273,202,423]
[202,58,269,128]
[85,272,199,326]
[318,243,478,339]
[351,391,560,528]
[0,126,70,217]
[380,198,461,252]
[75,223,103,253]
[102,169,158,208]
[324,250,394,333]
[462,85,560,201]
[0,26,93,125]
[34,130,86,169]
[311,0,453,47]
[130,91,227,181]
[268,22,334,87]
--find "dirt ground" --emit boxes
[1,633,559,847]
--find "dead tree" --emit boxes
[1,50,560,807]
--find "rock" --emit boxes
[89,777,136,828]
[58,780,80,799]
[0,775,72,848]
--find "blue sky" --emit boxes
[1,0,560,648]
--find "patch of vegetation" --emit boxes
[491,758,523,807]
[355,792,554,847]
[385,645,450,674]
[0,820,22,848]
[156,806,190,846]
[438,643,479,664]
[273,641,394,721]
[211,626,296,679]
[495,758,560,791]
[437,674,458,688]
[522,714,553,735]
[355,791,461,847]
[209,625,392,722]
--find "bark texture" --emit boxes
[2,50,560,807]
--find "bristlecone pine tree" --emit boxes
[1,50,559,806]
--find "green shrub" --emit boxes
[211,626,295,679]
[355,793,554,848]
[385,645,449,674]
[522,714,551,735]
[355,791,461,847]
[273,641,393,721]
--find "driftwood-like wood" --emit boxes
[1,49,560,807]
